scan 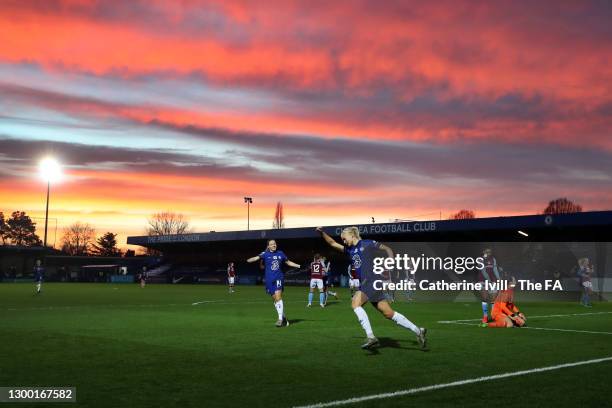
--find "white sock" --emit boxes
[353,306,374,338]
[392,312,420,335]
[36,283,41,292]
[274,300,284,320]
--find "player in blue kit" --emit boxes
[321,256,338,304]
[317,226,427,349]
[247,239,301,327]
[33,259,44,294]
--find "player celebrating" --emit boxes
[227,262,236,293]
[317,226,427,349]
[347,264,360,297]
[33,259,44,294]
[247,240,301,327]
[307,254,326,307]
[478,248,501,323]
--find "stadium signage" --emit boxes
[334,221,436,236]
[147,234,202,243]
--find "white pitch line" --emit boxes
[2,299,274,311]
[439,321,612,335]
[191,300,272,306]
[438,311,612,324]
[191,300,222,306]
[522,326,612,335]
[2,303,184,311]
[292,356,612,408]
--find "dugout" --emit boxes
[0,246,51,281]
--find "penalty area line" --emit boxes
[522,326,612,335]
[439,321,612,335]
[292,356,612,408]
[438,311,612,324]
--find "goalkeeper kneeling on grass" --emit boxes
[480,280,526,328]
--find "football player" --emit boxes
[322,256,338,304]
[347,264,360,297]
[577,257,593,307]
[33,259,44,294]
[227,262,236,293]
[138,266,148,288]
[478,248,501,323]
[317,226,427,349]
[247,240,301,327]
[307,254,326,307]
[481,281,526,328]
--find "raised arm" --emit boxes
[247,255,261,263]
[316,227,344,253]
[285,260,301,269]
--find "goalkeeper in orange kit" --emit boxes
[480,280,526,328]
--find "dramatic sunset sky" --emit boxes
[1,1,611,249]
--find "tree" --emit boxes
[0,212,7,245]
[450,209,475,220]
[543,198,582,215]
[272,202,285,229]
[61,222,95,255]
[91,232,121,257]
[146,211,189,236]
[7,211,41,246]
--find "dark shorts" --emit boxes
[359,277,391,303]
[265,278,284,295]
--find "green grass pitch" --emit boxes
[1,283,611,407]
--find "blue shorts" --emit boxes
[265,278,284,295]
[359,277,390,303]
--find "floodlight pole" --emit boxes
[244,197,253,230]
[43,180,50,248]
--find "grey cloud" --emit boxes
[149,121,612,188]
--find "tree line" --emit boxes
[0,211,41,246]
[449,197,583,220]
[0,211,191,257]
[1,200,585,254]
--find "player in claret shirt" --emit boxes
[138,266,148,288]
[317,226,427,350]
[227,262,236,293]
[247,240,301,327]
[477,248,501,323]
[307,254,326,307]
[347,264,360,297]
[577,257,594,307]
